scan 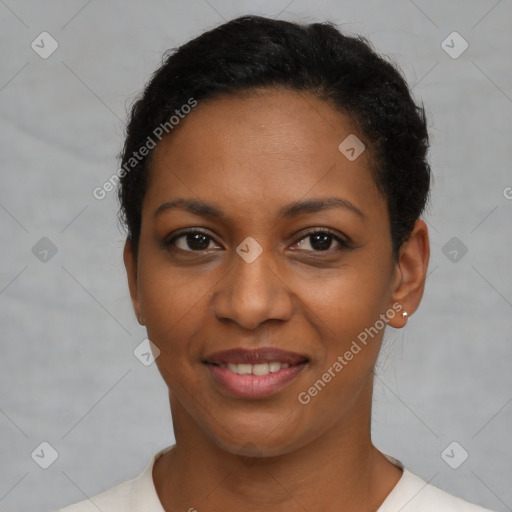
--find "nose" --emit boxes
[212,244,293,330]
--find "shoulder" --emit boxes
[54,446,173,512]
[379,464,496,512]
[56,478,135,512]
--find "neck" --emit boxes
[153,382,402,512]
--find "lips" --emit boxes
[203,347,309,399]
[204,347,309,366]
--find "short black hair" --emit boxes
[118,15,430,258]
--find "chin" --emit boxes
[201,407,311,459]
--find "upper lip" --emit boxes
[204,347,309,365]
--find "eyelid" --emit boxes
[166,228,222,249]
[291,227,350,250]
[165,226,350,253]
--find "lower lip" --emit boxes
[205,363,307,399]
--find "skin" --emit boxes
[124,88,430,512]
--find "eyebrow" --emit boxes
[153,196,365,220]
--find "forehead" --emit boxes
[144,88,385,222]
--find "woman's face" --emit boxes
[125,88,415,457]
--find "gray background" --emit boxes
[1,1,511,511]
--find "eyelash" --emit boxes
[164,228,350,254]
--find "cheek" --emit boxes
[295,260,392,395]
[138,264,211,361]
[300,261,392,341]
[294,280,386,426]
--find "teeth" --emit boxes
[269,362,282,373]
[224,361,291,376]
[253,363,269,376]
[237,363,252,375]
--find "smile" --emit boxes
[203,347,309,399]
[219,361,291,375]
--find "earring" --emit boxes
[402,311,408,318]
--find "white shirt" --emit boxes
[56,445,495,511]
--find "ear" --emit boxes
[123,238,144,325]
[387,219,430,328]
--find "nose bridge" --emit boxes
[212,237,293,329]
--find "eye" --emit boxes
[166,230,221,252]
[165,228,350,255]
[290,229,349,252]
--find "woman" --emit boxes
[58,15,495,512]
